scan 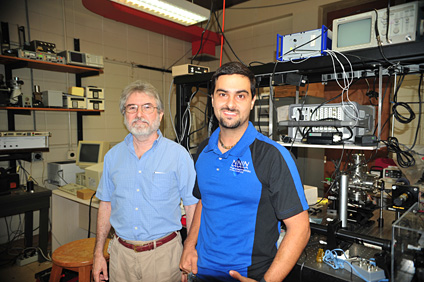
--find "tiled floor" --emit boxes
[0,260,52,282]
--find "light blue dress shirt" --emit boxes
[96,131,198,241]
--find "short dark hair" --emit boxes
[210,62,256,97]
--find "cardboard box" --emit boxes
[77,188,96,200]
[304,185,318,205]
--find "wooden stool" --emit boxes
[49,238,110,282]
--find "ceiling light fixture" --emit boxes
[110,0,210,26]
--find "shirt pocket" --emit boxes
[150,172,176,200]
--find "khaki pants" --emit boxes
[109,232,183,282]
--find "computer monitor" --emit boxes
[332,10,377,52]
[75,140,110,169]
[85,162,103,191]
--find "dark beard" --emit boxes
[218,107,241,129]
[219,117,241,129]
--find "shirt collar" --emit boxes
[205,122,258,157]
[125,130,163,155]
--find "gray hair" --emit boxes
[119,80,164,114]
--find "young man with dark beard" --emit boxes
[180,62,310,282]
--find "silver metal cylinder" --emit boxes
[339,174,349,228]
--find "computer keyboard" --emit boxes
[58,183,87,195]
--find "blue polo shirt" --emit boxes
[194,122,308,281]
[96,131,198,241]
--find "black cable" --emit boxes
[249,61,266,66]
[212,10,246,66]
[373,74,392,135]
[374,9,396,67]
[364,76,379,106]
[274,80,309,150]
[294,78,361,142]
[191,1,214,64]
[300,118,330,141]
[166,48,192,71]
[0,215,27,265]
[342,150,354,172]
[17,160,39,185]
[190,105,206,114]
[309,77,362,120]
[402,72,423,153]
[4,218,10,244]
[392,73,416,125]
[188,103,209,142]
[393,102,415,123]
[340,126,354,143]
[188,105,206,137]
[189,110,208,140]
[381,137,415,168]
[88,191,96,238]
[181,86,201,150]
[367,75,377,106]
[189,124,207,140]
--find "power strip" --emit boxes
[343,259,386,282]
[16,253,38,266]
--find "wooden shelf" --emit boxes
[1,52,104,140]
[0,106,103,113]
[0,54,103,75]
[0,148,49,156]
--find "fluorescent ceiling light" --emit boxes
[110,0,210,26]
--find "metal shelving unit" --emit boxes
[0,55,104,141]
[173,41,424,150]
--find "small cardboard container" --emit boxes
[77,188,95,200]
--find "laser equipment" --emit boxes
[279,102,375,144]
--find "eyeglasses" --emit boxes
[124,103,158,114]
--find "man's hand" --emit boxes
[229,270,257,282]
[92,254,109,282]
[179,247,198,275]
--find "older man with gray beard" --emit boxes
[92,80,198,282]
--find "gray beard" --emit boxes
[124,116,160,137]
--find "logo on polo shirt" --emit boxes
[230,158,251,174]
